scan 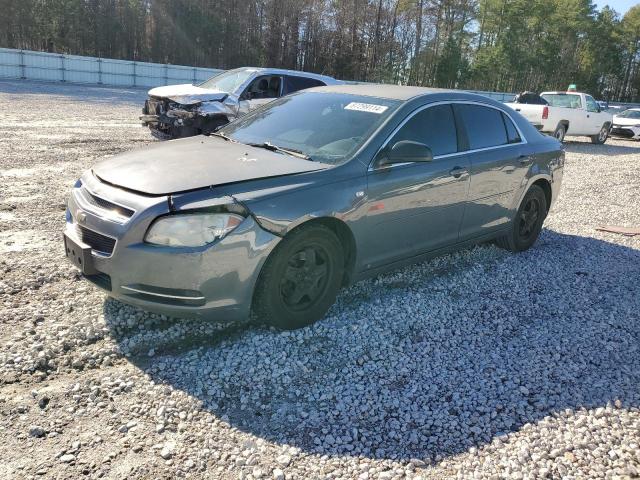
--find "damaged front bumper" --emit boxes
[140,96,239,138]
[64,172,281,322]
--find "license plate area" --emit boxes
[63,233,98,275]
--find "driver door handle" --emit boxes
[450,167,469,179]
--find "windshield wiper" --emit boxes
[249,142,312,161]
[210,131,235,142]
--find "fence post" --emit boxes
[133,61,136,87]
[164,64,168,85]
[20,50,26,79]
[193,67,197,84]
[60,54,65,82]
[97,57,102,84]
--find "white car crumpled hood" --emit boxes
[147,83,228,105]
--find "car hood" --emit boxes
[92,136,330,196]
[612,116,640,126]
[147,83,228,105]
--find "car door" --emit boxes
[454,103,530,238]
[362,103,471,269]
[585,94,605,134]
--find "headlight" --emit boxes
[145,213,244,247]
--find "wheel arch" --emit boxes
[557,120,570,133]
[295,217,356,286]
[259,216,358,287]
[512,174,554,215]
[531,178,552,213]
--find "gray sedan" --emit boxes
[64,85,564,329]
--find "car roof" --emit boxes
[237,67,339,84]
[307,83,480,101]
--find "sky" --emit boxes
[595,0,637,15]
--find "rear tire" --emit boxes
[252,224,344,330]
[553,124,566,142]
[590,124,609,144]
[497,185,547,252]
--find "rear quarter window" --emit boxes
[502,113,521,144]
[456,104,508,150]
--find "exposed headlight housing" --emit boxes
[145,212,244,247]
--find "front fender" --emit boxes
[197,100,238,119]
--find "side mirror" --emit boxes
[378,140,433,167]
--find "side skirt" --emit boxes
[351,227,511,283]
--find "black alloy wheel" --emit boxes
[496,184,548,252]
[253,224,344,330]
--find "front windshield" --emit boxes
[219,92,401,164]
[617,109,640,119]
[198,68,254,93]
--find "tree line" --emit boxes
[1,0,639,101]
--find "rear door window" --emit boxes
[456,104,508,150]
[389,104,458,156]
[283,76,326,95]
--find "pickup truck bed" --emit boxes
[506,91,612,144]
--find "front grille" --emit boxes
[80,188,134,219]
[75,224,116,255]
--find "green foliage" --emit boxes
[0,0,638,100]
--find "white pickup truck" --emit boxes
[506,91,612,144]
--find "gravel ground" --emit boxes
[0,79,639,480]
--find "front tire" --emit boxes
[252,224,344,330]
[497,185,547,252]
[590,124,609,144]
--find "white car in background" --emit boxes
[506,91,612,144]
[140,67,341,139]
[610,108,640,140]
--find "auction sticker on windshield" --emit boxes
[344,102,389,114]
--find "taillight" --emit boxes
[542,106,549,120]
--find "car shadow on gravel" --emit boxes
[104,230,640,462]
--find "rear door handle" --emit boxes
[450,167,469,179]
[519,155,533,165]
